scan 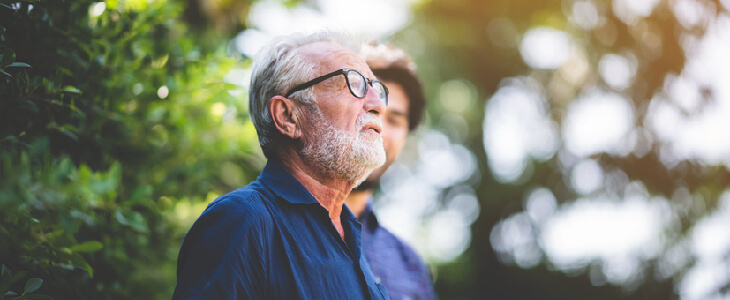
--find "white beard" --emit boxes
[300,107,386,185]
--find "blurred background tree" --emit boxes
[2,0,729,299]
[394,0,730,299]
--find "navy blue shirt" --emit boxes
[361,204,436,300]
[173,161,389,300]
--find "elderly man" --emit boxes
[344,43,436,299]
[173,32,389,299]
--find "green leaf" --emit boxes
[68,103,84,115]
[57,67,72,76]
[52,126,78,142]
[61,86,81,94]
[131,185,153,201]
[116,211,148,233]
[70,254,94,278]
[151,54,169,68]
[1,48,15,68]
[23,278,42,293]
[10,271,28,284]
[70,241,103,253]
[7,62,31,68]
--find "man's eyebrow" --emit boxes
[388,110,408,117]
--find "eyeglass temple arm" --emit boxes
[284,70,346,98]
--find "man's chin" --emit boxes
[352,166,384,191]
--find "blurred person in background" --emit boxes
[174,31,390,299]
[345,42,435,300]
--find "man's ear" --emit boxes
[269,95,302,139]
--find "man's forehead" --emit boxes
[300,41,373,77]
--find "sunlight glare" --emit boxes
[483,79,558,182]
[89,2,106,18]
[571,1,602,30]
[239,0,410,56]
[598,54,636,90]
[571,159,604,195]
[562,90,634,157]
[613,0,660,24]
[542,198,667,268]
[520,28,571,69]
[525,188,558,225]
[680,190,730,299]
[491,212,541,268]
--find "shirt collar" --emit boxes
[258,160,319,205]
[361,201,381,231]
[259,160,361,225]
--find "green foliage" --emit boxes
[1,0,263,298]
[0,143,108,277]
[1,264,52,300]
[0,138,172,298]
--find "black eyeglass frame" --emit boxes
[284,68,389,105]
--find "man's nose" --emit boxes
[363,86,386,115]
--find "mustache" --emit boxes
[357,113,381,131]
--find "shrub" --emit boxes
[1,0,262,298]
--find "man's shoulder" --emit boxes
[365,220,437,298]
[175,181,278,299]
[369,222,429,269]
[209,180,269,207]
[200,180,277,228]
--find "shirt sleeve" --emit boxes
[173,194,272,300]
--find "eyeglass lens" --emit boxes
[346,71,366,97]
[371,82,387,102]
[346,70,388,104]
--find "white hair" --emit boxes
[248,31,359,158]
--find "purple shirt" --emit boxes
[360,203,437,300]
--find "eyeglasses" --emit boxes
[284,68,389,105]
